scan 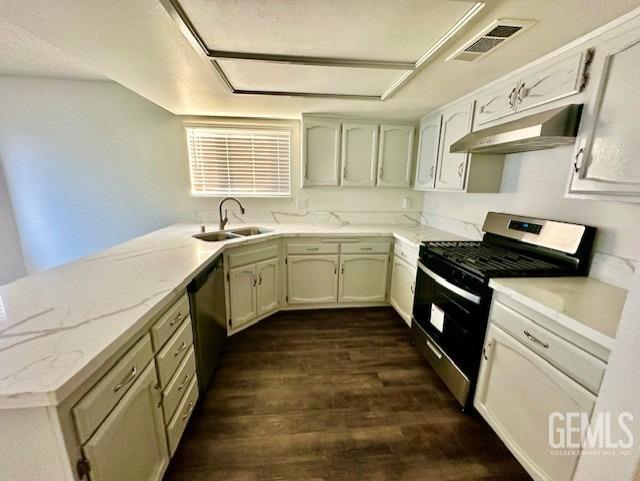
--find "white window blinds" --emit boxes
[186,126,291,197]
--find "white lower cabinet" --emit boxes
[287,254,339,304]
[389,256,416,326]
[229,264,258,329]
[256,258,279,316]
[228,256,279,332]
[82,362,168,481]
[339,254,389,303]
[475,323,596,481]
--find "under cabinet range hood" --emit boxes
[450,104,583,154]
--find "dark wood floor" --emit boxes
[164,307,531,481]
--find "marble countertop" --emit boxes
[0,222,463,409]
[489,277,628,351]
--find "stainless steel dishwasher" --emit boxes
[188,255,226,393]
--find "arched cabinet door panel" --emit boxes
[303,119,341,186]
[377,124,415,188]
[415,113,441,190]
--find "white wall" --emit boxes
[0,77,192,273]
[0,77,423,275]
[0,162,26,284]
[422,146,640,285]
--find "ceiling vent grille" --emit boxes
[447,19,534,62]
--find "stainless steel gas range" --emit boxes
[411,212,596,410]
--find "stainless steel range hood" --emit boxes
[450,104,583,154]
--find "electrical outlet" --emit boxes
[295,197,308,209]
[402,197,413,209]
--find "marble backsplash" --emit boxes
[419,212,636,290]
[181,209,425,227]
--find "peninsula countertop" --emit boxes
[0,222,462,409]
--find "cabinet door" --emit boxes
[256,258,279,316]
[414,113,441,190]
[377,124,415,187]
[341,122,379,187]
[287,255,338,304]
[435,101,474,191]
[516,50,589,113]
[474,79,518,126]
[302,118,341,186]
[339,254,389,303]
[229,264,257,328]
[569,30,640,198]
[475,324,595,481]
[83,362,168,481]
[389,256,416,326]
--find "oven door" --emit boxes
[412,261,486,379]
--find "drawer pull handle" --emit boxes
[426,340,443,360]
[170,312,183,327]
[360,247,372,251]
[182,401,195,421]
[524,330,549,349]
[114,365,137,392]
[174,341,188,357]
[307,247,319,251]
[177,373,191,391]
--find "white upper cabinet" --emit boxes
[341,122,379,187]
[516,50,589,112]
[474,78,519,127]
[474,50,590,129]
[568,25,640,200]
[435,100,474,191]
[377,124,415,187]
[302,118,341,186]
[414,112,441,190]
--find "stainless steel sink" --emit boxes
[192,231,241,242]
[228,227,273,236]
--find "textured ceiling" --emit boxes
[0,17,105,80]
[0,0,639,119]
[180,0,475,60]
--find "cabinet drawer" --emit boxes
[287,242,338,255]
[151,294,189,352]
[393,241,419,264]
[491,301,606,394]
[166,377,199,456]
[341,241,390,254]
[162,347,197,422]
[227,244,279,269]
[74,334,154,444]
[156,319,194,387]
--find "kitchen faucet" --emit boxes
[218,197,246,230]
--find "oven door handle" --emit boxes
[418,262,482,305]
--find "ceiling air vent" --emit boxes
[447,19,534,62]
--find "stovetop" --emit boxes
[421,241,568,280]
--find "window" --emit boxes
[186,125,291,197]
